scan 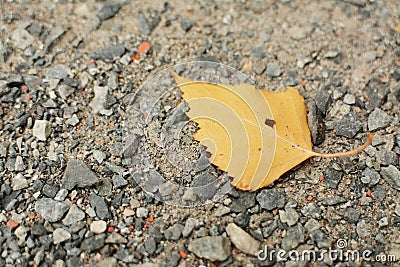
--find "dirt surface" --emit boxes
[0,0,400,266]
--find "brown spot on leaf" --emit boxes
[265,119,276,128]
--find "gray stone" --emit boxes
[53,228,71,244]
[136,207,149,218]
[266,63,282,78]
[343,207,360,223]
[253,62,265,75]
[301,202,322,219]
[89,193,111,219]
[138,12,151,35]
[62,159,99,190]
[97,2,123,21]
[65,114,79,126]
[192,173,217,201]
[230,191,256,213]
[62,205,85,226]
[233,212,250,227]
[281,224,305,250]
[322,196,346,206]
[315,90,332,114]
[45,25,65,53]
[58,84,74,100]
[122,134,139,158]
[112,175,127,189]
[182,218,197,237]
[12,28,34,50]
[381,165,400,190]
[45,64,70,79]
[394,204,400,217]
[180,18,194,32]
[91,85,112,115]
[54,189,68,201]
[356,220,371,238]
[14,155,25,171]
[309,230,332,249]
[365,78,389,107]
[188,236,231,261]
[81,234,105,252]
[35,198,68,222]
[12,174,28,190]
[368,108,390,131]
[361,168,380,186]
[256,188,285,211]
[336,111,362,138]
[304,218,320,233]
[105,232,127,244]
[91,44,125,61]
[323,168,343,189]
[145,237,156,254]
[226,223,260,256]
[158,181,178,197]
[164,224,184,240]
[33,120,51,141]
[93,150,106,164]
[343,94,356,105]
[42,184,58,198]
[90,220,107,234]
[263,220,278,238]
[279,208,299,226]
[308,102,325,146]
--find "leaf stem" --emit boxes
[310,133,374,158]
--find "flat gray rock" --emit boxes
[188,236,231,261]
[381,165,400,191]
[35,198,68,222]
[62,204,85,225]
[33,120,51,141]
[12,28,34,50]
[226,223,260,256]
[62,159,99,190]
[256,188,285,211]
[368,108,390,131]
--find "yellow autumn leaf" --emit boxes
[172,72,373,191]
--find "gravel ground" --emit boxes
[1,0,400,266]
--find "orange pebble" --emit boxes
[179,250,187,259]
[138,42,151,54]
[7,220,19,230]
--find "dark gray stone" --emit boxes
[164,223,184,240]
[263,221,278,238]
[323,168,343,189]
[89,193,111,219]
[230,191,256,213]
[315,90,332,114]
[180,18,194,32]
[138,12,151,35]
[91,44,126,61]
[192,173,217,201]
[322,196,346,206]
[45,64,70,79]
[145,237,156,254]
[62,159,99,190]
[188,236,231,261]
[380,165,400,191]
[265,63,282,78]
[281,224,305,250]
[336,111,362,138]
[42,184,58,198]
[307,102,325,145]
[144,169,165,193]
[234,212,250,228]
[365,78,389,107]
[310,230,332,249]
[35,198,68,222]
[343,207,360,223]
[256,188,285,211]
[371,184,386,201]
[80,234,105,252]
[98,2,123,21]
[112,175,127,189]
